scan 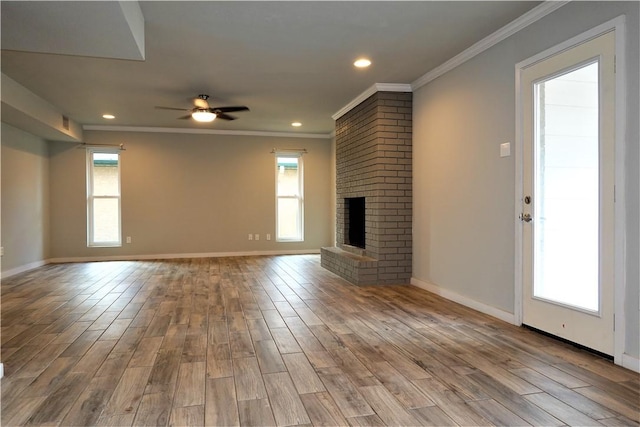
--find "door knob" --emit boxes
[520,213,532,222]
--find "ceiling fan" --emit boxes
[156,94,249,122]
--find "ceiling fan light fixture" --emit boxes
[192,110,216,122]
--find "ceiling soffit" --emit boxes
[1,1,145,60]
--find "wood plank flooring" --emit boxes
[1,255,638,426]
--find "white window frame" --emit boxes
[87,148,122,247]
[275,153,304,242]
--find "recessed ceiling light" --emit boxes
[291,122,302,127]
[102,114,115,119]
[354,58,372,68]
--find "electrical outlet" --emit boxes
[255,234,260,241]
[126,236,132,244]
[266,234,271,241]
[0,247,4,256]
[248,234,253,241]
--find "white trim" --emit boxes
[332,83,412,121]
[275,153,305,243]
[611,15,627,374]
[411,1,569,90]
[514,60,524,327]
[374,83,413,93]
[515,18,623,70]
[83,125,331,139]
[48,249,320,264]
[621,353,640,374]
[1,260,49,279]
[411,277,516,325]
[0,363,3,379]
[87,148,122,248]
[333,2,568,121]
[514,16,627,366]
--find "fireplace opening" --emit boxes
[345,197,366,249]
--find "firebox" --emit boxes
[345,197,365,249]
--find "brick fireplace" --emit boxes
[321,91,412,285]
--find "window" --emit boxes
[276,154,303,241]
[87,149,121,247]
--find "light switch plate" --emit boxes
[500,142,511,157]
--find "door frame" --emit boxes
[514,16,627,366]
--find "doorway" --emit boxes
[517,29,618,356]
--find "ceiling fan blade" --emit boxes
[215,112,237,121]
[156,106,191,111]
[177,114,192,120]
[213,106,249,113]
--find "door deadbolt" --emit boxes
[524,196,531,205]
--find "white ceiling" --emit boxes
[1,1,540,135]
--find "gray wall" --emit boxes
[1,123,50,274]
[49,131,333,259]
[413,1,639,358]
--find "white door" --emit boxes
[521,31,616,356]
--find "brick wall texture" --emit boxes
[322,91,412,285]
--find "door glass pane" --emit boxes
[533,61,599,312]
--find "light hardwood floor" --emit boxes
[1,255,638,426]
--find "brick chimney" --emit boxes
[321,91,412,285]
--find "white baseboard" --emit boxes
[2,250,321,278]
[411,277,640,373]
[621,353,640,373]
[1,260,49,279]
[0,363,4,379]
[410,277,516,325]
[48,249,321,264]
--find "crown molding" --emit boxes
[331,83,412,121]
[373,83,413,93]
[88,2,569,137]
[332,2,569,121]
[411,1,570,90]
[83,125,332,139]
